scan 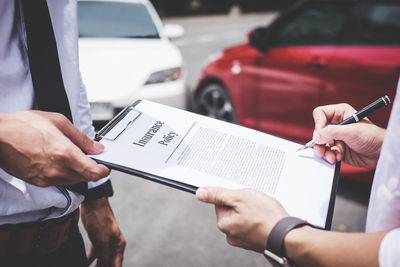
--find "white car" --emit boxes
[78,0,186,121]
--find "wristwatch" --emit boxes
[264,217,314,267]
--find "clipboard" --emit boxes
[94,101,198,194]
[93,100,340,230]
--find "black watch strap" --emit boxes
[264,217,313,266]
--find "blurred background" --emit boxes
[150,0,296,16]
[78,0,400,266]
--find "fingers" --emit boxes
[48,114,110,181]
[2,110,109,186]
[31,167,91,187]
[48,113,104,155]
[314,140,345,164]
[313,106,330,130]
[112,239,126,267]
[91,247,124,267]
[319,145,337,164]
[36,111,109,181]
[87,246,97,265]
[87,246,97,266]
[88,242,111,267]
[113,250,124,267]
[69,153,110,181]
[97,250,112,267]
[68,162,110,183]
[215,205,233,223]
[313,124,355,145]
[55,139,110,182]
[81,198,126,267]
[196,187,237,207]
[313,104,357,130]
[87,238,125,267]
[43,115,111,182]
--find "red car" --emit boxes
[194,0,400,181]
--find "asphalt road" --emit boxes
[81,13,372,266]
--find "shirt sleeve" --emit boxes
[77,73,113,200]
[379,228,400,267]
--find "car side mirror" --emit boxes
[164,24,185,40]
[249,26,270,52]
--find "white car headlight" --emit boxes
[145,67,182,85]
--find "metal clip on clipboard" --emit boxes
[92,101,199,194]
[95,106,142,142]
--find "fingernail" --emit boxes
[331,146,340,153]
[93,141,104,152]
[196,188,208,201]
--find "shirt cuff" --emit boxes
[88,177,109,190]
[379,228,400,267]
[83,177,114,202]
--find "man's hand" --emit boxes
[196,187,288,252]
[312,104,386,168]
[0,111,109,187]
[81,197,126,267]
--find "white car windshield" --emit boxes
[78,1,160,39]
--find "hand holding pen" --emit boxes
[300,96,390,168]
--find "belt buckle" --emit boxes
[34,213,73,256]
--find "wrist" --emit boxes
[265,217,316,266]
[82,196,110,212]
[284,225,317,263]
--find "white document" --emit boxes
[91,100,338,228]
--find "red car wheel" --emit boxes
[196,83,237,123]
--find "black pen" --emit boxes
[297,95,391,152]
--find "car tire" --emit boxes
[196,83,237,123]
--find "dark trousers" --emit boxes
[1,225,88,267]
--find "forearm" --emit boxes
[81,196,112,215]
[0,113,14,170]
[81,196,117,232]
[81,196,126,266]
[0,113,10,142]
[285,226,387,267]
[0,113,5,158]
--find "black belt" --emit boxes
[0,209,79,257]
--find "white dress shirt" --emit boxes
[0,0,109,225]
[366,79,400,266]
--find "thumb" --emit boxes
[313,124,355,145]
[68,131,104,155]
[53,116,104,154]
[196,187,236,207]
